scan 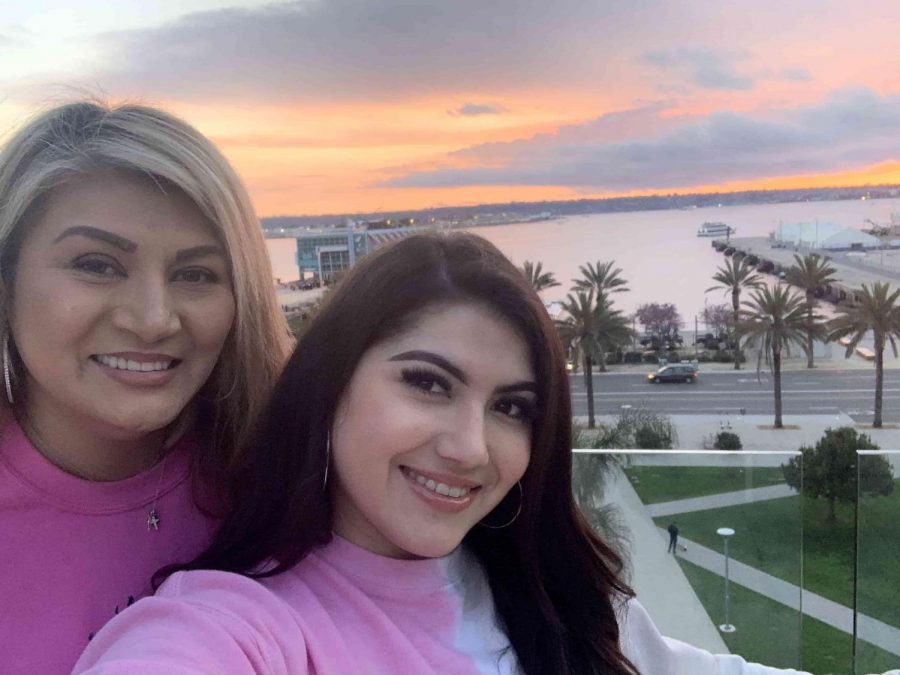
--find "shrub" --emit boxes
[697,351,713,363]
[623,351,643,364]
[666,350,680,363]
[597,408,678,450]
[716,349,745,363]
[635,426,671,449]
[714,431,743,450]
[642,352,659,364]
[745,254,759,265]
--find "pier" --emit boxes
[713,236,900,307]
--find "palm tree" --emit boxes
[557,291,631,428]
[593,298,632,373]
[573,260,629,301]
[741,285,808,429]
[520,260,560,293]
[827,282,900,428]
[786,253,838,368]
[707,257,764,370]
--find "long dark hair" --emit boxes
[184,231,637,675]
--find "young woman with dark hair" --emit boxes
[75,232,811,674]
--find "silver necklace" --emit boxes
[20,414,167,533]
[146,454,167,532]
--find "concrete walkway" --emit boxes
[646,484,797,517]
[666,529,900,658]
[603,469,730,653]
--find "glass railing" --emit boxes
[570,448,900,674]
[855,450,900,675]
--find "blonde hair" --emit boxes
[0,100,291,467]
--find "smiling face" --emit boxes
[330,302,537,559]
[8,171,235,469]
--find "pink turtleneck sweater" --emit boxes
[0,421,217,675]
[74,535,817,674]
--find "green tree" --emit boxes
[572,260,629,301]
[786,253,839,369]
[519,260,561,293]
[707,257,764,369]
[592,299,632,373]
[826,282,900,428]
[782,427,893,523]
[558,291,631,427]
[741,285,808,429]
[558,291,601,429]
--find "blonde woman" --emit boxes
[0,101,291,674]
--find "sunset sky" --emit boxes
[2,0,900,216]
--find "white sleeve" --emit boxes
[618,599,812,675]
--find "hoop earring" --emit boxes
[3,333,14,405]
[479,481,523,529]
[322,431,330,491]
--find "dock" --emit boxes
[712,236,900,307]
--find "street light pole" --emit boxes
[717,527,736,633]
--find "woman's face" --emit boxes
[9,171,235,442]
[331,302,536,559]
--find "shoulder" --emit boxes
[74,570,309,675]
[157,568,309,631]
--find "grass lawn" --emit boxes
[678,558,900,675]
[624,465,785,504]
[656,480,900,630]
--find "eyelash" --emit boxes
[401,367,452,397]
[72,256,219,284]
[173,268,219,284]
[400,367,539,422]
[72,255,123,277]
[495,396,540,423]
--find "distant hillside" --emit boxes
[261,185,900,231]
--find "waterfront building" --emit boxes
[772,221,879,251]
[772,221,843,248]
[293,224,432,281]
[818,228,879,250]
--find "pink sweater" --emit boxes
[74,536,814,674]
[0,421,217,675]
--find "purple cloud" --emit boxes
[384,88,900,190]
[642,47,755,91]
[450,103,506,117]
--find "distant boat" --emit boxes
[697,222,733,237]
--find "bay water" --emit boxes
[267,198,900,322]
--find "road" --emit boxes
[569,368,900,424]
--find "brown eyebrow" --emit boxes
[174,245,227,264]
[388,350,538,394]
[496,381,538,394]
[53,227,225,264]
[389,350,468,384]
[53,226,136,252]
